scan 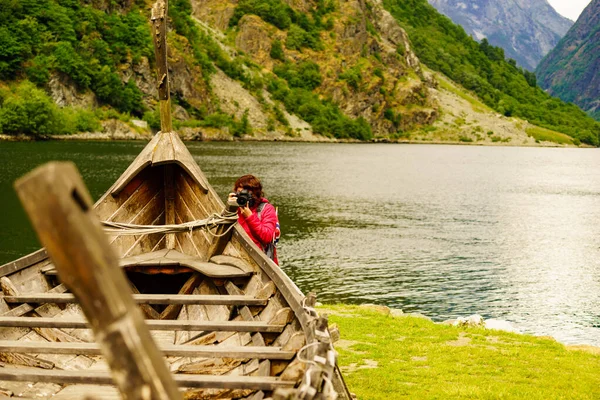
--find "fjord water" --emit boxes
[1,141,600,345]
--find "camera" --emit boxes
[236,189,253,207]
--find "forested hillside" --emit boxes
[0,0,598,145]
[0,0,439,140]
[384,0,600,145]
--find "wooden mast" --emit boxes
[151,0,176,249]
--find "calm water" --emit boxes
[1,141,600,346]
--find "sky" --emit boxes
[547,0,592,21]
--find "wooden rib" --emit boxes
[225,281,268,349]
[0,341,295,359]
[2,294,268,306]
[0,369,296,390]
[129,282,160,320]
[0,317,285,332]
[123,212,166,258]
[160,273,203,320]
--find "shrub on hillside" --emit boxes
[0,81,101,136]
[273,61,322,90]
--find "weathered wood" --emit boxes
[0,249,48,278]
[0,341,295,359]
[242,390,265,400]
[256,282,276,300]
[210,256,254,274]
[52,385,122,400]
[129,282,161,320]
[174,176,212,257]
[282,332,306,352]
[0,368,296,390]
[2,294,268,306]
[164,164,176,249]
[151,0,172,133]
[1,278,81,344]
[120,249,252,278]
[160,273,203,320]
[0,352,54,369]
[14,161,181,400]
[0,317,285,332]
[268,308,294,326]
[178,358,242,375]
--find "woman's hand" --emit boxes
[227,192,238,207]
[240,204,253,218]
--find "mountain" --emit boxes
[0,0,598,146]
[536,0,600,120]
[427,0,573,70]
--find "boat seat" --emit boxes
[41,250,253,279]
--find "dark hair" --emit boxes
[234,174,264,203]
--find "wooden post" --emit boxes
[14,162,182,400]
[151,0,172,134]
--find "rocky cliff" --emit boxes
[536,0,600,119]
[427,0,573,70]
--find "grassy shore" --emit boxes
[319,305,600,399]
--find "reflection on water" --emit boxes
[1,141,600,345]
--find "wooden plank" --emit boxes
[113,189,165,257]
[211,255,255,274]
[0,368,296,390]
[0,341,295,359]
[174,176,212,255]
[0,249,48,278]
[230,228,310,334]
[2,294,267,306]
[1,278,81,344]
[14,161,181,400]
[0,352,54,369]
[0,318,285,332]
[52,385,122,400]
[164,164,176,249]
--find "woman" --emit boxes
[228,175,280,265]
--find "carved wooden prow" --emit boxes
[151,0,176,249]
[151,0,172,134]
[14,161,182,400]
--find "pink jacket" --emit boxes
[237,198,279,265]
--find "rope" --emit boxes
[102,212,238,236]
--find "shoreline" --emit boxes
[0,132,591,148]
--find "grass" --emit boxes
[526,127,575,145]
[319,305,600,400]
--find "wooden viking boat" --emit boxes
[0,1,349,399]
[0,129,347,399]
